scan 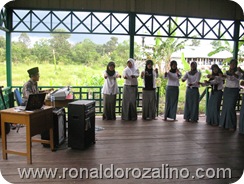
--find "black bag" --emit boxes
[41,107,66,149]
[0,123,11,136]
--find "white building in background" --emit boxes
[171,46,232,70]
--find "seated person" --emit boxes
[22,67,40,105]
[22,67,52,105]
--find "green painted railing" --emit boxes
[11,86,160,116]
[1,86,243,117]
[0,87,14,110]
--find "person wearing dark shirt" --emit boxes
[141,59,158,120]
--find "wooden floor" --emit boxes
[1,114,244,184]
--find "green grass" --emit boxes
[0,62,207,114]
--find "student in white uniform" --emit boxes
[122,58,139,121]
[239,80,244,134]
[102,62,120,120]
[164,60,182,121]
[141,59,158,120]
[204,64,223,126]
[182,61,201,123]
[220,59,243,131]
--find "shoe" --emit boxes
[11,124,17,130]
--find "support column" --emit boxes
[129,12,135,58]
[6,8,12,87]
[233,20,240,60]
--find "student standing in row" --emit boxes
[182,61,201,123]
[220,59,243,131]
[141,59,158,120]
[164,60,182,121]
[102,62,120,120]
[204,64,223,126]
[122,58,139,121]
[239,80,244,134]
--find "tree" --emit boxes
[103,37,118,54]
[189,37,200,47]
[71,39,100,64]
[110,40,130,66]
[208,36,244,65]
[31,39,53,63]
[144,18,187,74]
[0,36,5,62]
[145,34,187,74]
[208,40,232,56]
[49,29,71,63]
[18,33,31,48]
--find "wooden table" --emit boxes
[45,99,75,108]
[1,106,54,164]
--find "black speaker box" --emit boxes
[68,100,95,149]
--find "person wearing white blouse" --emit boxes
[122,58,139,121]
[102,62,121,120]
[203,64,224,126]
[239,79,244,134]
[164,60,182,121]
[182,61,201,123]
[219,59,243,131]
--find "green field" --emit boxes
[0,63,207,114]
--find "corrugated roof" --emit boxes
[172,46,232,59]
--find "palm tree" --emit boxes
[153,35,187,74]
[144,18,187,74]
[208,36,244,69]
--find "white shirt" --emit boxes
[225,71,243,88]
[182,71,201,88]
[102,71,119,95]
[209,76,224,90]
[164,72,182,87]
[123,67,139,86]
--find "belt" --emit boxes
[187,86,198,89]
[125,85,137,87]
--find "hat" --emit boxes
[27,67,39,76]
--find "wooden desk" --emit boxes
[1,106,54,164]
[45,99,74,107]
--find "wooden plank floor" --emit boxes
[1,114,244,184]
